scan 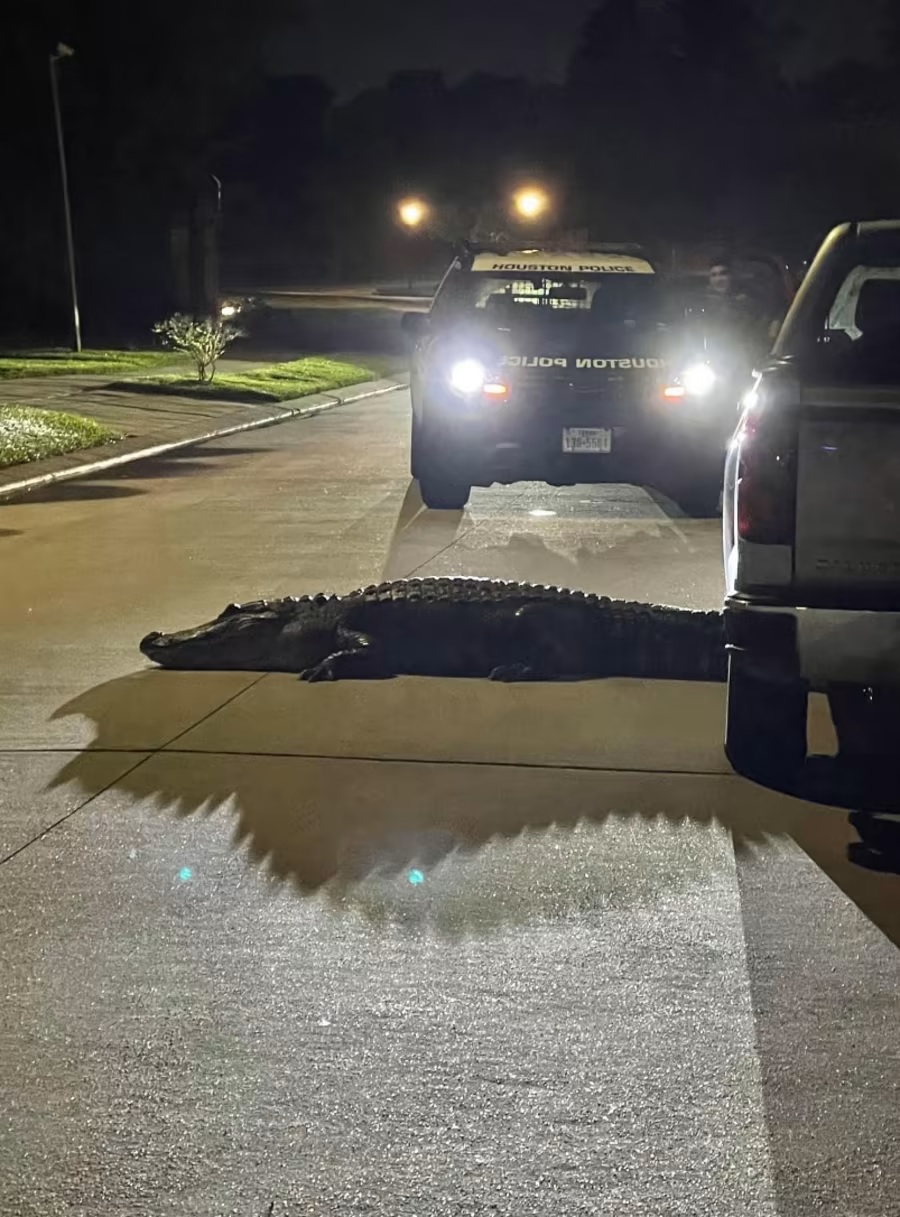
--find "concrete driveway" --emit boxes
[1,388,897,1217]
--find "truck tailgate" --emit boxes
[795,398,900,591]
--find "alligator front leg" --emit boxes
[299,630,392,682]
[300,651,392,682]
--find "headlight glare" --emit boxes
[449,358,487,394]
[681,362,717,397]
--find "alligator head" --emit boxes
[140,599,334,672]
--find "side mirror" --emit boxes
[401,311,428,340]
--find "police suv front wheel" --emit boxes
[412,414,471,510]
[417,474,471,510]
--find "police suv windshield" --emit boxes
[433,269,665,333]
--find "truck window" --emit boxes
[798,261,900,386]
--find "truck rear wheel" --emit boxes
[411,413,471,510]
[725,653,808,786]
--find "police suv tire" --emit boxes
[410,411,423,479]
[418,474,471,510]
[725,653,807,786]
[411,413,471,509]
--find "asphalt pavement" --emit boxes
[1,387,898,1217]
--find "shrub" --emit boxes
[152,314,242,382]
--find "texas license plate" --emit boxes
[562,427,612,454]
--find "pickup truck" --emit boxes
[723,220,900,827]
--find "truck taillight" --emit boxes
[736,420,796,545]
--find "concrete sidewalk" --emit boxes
[0,372,405,501]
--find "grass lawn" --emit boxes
[0,349,179,380]
[128,356,376,403]
[0,405,120,469]
[328,350,407,378]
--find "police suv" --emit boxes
[402,245,734,512]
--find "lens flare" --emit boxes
[449,358,487,394]
[682,363,717,397]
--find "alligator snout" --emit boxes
[140,619,247,668]
[140,630,167,655]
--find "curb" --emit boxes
[0,378,405,503]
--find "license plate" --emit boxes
[562,427,612,454]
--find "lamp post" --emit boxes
[49,42,82,352]
[396,197,429,291]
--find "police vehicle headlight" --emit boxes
[681,362,717,397]
[449,358,487,394]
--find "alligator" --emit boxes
[140,577,726,683]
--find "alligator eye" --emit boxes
[220,599,272,618]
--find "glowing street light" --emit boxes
[513,186,549,221]
[397,197,428,229]
[396,198,429,292]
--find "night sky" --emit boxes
[273,0,889,98]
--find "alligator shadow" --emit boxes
[46,670,900,943]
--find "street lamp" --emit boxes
[49,42,82,352]
[396,198,429,291]
[513,186,549,221]
[397,197,428,229]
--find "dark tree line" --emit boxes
[3,0,900,341]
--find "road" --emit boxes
[1,387,898,1217]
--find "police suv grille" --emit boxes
[514,374,638,421]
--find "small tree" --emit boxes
[152,314,242,383]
